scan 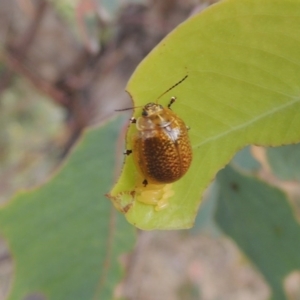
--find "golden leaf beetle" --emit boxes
[123,75,193,189]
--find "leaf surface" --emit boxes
[0,117,135,300]
[109,0,300,229]
[266,143,300,181]
[215,166,300,300]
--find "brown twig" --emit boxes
[4,50,70,107]
[12,0,48,59]
[0,0,61,101]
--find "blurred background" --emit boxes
[0,0,285,299]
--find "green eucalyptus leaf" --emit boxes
[266,143,300,181]
[215,166,300,300]
[109,0,300,230]
[231,146,261,172]
[0,117,135,300]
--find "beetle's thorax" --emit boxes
[136,102,174,131]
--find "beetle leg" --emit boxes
[142,179,148,187]
[167,96,176,109]
[123,150,132,155]
[130,117,136,124]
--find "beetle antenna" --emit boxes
[155,75,188,103]
[115,105,143,112]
